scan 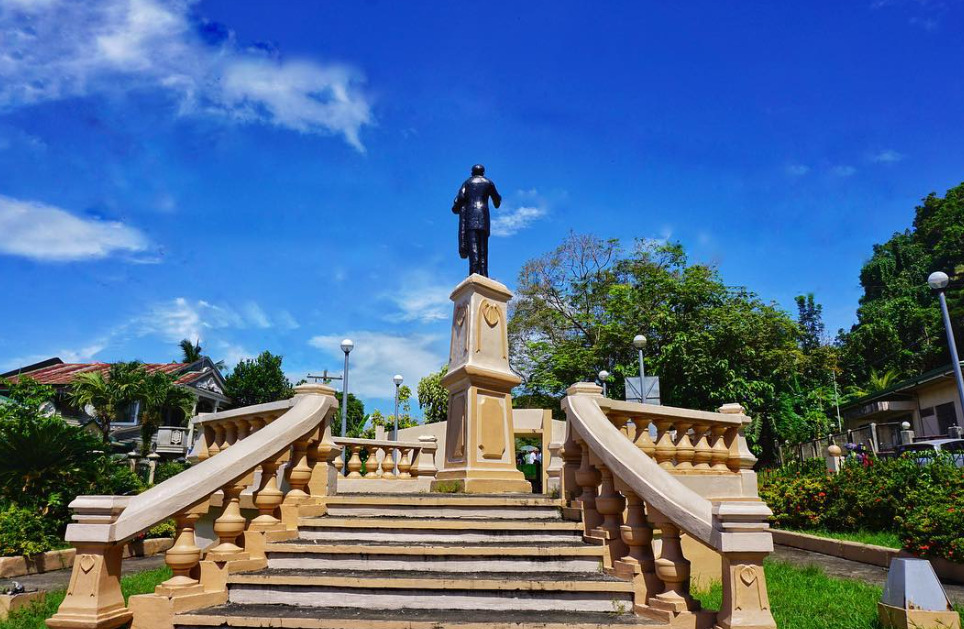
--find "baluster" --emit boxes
[207,479,248,560]
[710,425,730,471]
[618,492,662,596]
[561,436,582,504]
[653,419,676,469]
[236,418,250,442]
[692,423,712,471]
[416,436,439,478]
[651,521,696,612]
[609,413,630,439]
[157,507,205,594]
[347,445,364,478]
[381,446,396,479]
[363,447,379,478]
[593,465,628,563]
[724,426,742,472]
[220,421,237,451]
[198,425,215,461]
[250,453,286,531]
[284,435,313,504]
[207,422,224,456]
[574,442,603,532]
[334,449,345,475]
[674,422,695,471]
[397,447,413,478]
[632,416,656,458]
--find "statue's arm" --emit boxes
[452,185,465,213]
[490,182,502,209]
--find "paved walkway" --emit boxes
[0,554,167,593]
[773,545,964,605]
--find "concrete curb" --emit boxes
[771,529,964,585]
[0,537,173,579]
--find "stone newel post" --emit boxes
[431,274,530,493]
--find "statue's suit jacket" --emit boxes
[453,176,501,258]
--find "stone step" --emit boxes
[175,603,662,629]
[298,517,585,544]
[225,569,635,613]
[265,542,605,573]
[324,494,561,520]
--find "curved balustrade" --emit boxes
[332,436,438,482]
[562,382,776,629]
[47,384,339,629]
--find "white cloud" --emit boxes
[491,205,547,237]
[308,331,445,399]
[276,310,300,330]
[383,272,451,323]
[1,343,106,372]
[214,341,254,369]
[872,149,905,163]
[786,164,810,176]
[0,0,372,150]
[0,194,148,261]
[832,165,856,177]
[243,302,271,329]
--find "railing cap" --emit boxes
[294,383,338,397]
[566,382,603,397]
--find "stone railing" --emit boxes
[46,384,339,629]
[331,436,438,484]
[562,383,776,629]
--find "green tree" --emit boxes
[362,385,418,438]
[68,362,146,441]
[138,371,197,455]
[838,182,964,387]
[179,338,202,363]
[795,294,824,353]
[417,366,449,424]
[331,392,366,438]
[509,233,824,464]
[225,351,294,407]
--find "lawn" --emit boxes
[780,528,903,549]
[0,566,171,629]
[693,559,964,629]
[4,561,963,629]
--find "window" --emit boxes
[936,402,959,435]
[921,406,935,418]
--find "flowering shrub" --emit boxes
[760,454,964,563]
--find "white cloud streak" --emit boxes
[383,272,452,323]
[137,297,297,342]
[0,0,372,150]
[308,331,445,399]
[872,149,905,163]
[491,205,547,237]
[832,165,856,177]
[0,194,148,261]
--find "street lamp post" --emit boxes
[928,272,964,428]
[340,338,354,473]
[598,370,609,397]
[633,334,647,403]
[393,374,403,475]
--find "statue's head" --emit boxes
[471,164,485,176]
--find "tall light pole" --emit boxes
[393,374,403,474]
[598,370,609,397]
[928,271,964,428]
[339,339,353,474]
[633,334,647,403]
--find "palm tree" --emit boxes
[69,362,145,442]
[179,339,202,363]
[849,367,901,399]
[138,371,197,455]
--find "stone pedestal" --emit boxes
[431,274,531,494]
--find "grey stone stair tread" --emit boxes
[176,603,655,625]
[245,568,627,583]
[302,517,568,524]
[274,539,587,548]
[336,493,556,500]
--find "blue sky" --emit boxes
[2,0,963,416]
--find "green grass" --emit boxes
[780,528,903,549]
[693,559,964,629]
[0,566,171,629]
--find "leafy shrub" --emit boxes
[145,519,176,539]
[153,461,190,485]
[0,506,64,556]
[760,453,964,563]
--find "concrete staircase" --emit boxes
[173,494,661,629]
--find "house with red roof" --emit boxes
[0,357,230,456]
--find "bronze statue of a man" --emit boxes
[452,164,501,277]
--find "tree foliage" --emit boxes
[838,182,964,386]
[68,362,145,441]
[225,351,294,406]
[509,233,838,463]
[331,392,366,438]
[362,385,418,438]
[138,370,196,454]
[417,366,449,424]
